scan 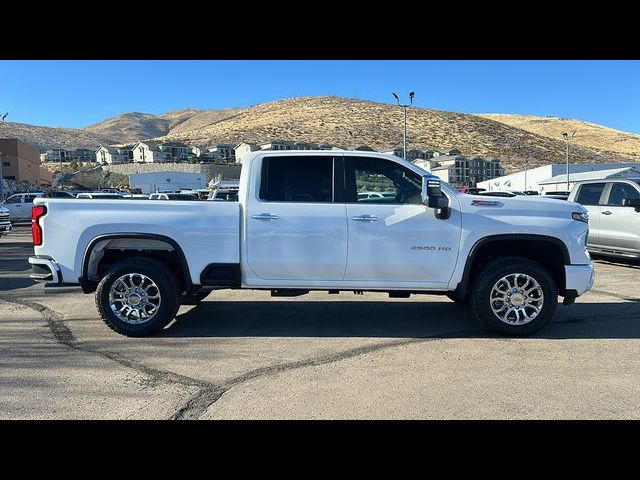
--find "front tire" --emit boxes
[95,257,179,337]
[470,257,557,336]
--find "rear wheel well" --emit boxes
[460,238,567,299]
[83,236,191,293]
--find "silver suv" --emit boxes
[568,178,640,259]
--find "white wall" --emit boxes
[129,172,207,194]
[477,163,640,192]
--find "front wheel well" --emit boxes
[459,238,568,299]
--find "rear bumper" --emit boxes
[28,256,83,293]
[28,255,61,283]
[565,264,595,296]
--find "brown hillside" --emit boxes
[156,96,633,172]
[478,114,640,161]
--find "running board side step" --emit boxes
[271,289,309,297]
[44,283,83,294]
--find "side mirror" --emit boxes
[422,176,450,219]
[622,197,640,211]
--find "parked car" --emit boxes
[522,190,540,196]
[29,150,593,338]
[476,191,517,198]
[75,192,124,199]
[543,194,570,201]
[568,178,640,259]
[207,182,240,201]
[2,192,44,221]
[0,205,11,236]
[545,191,571,196]
[45,190,76,198]
[149,193,199,201]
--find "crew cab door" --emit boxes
[343,156,461,287]
[245,155,348,281]
[574,182,606,246]
[599,182,640,252]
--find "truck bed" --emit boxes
[34,198,240,286]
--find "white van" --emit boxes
[3,192,44,221]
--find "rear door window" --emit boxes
[259,156,334,203]
[575,183,606,205]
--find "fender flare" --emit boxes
[456,234,571,298]
[79,233,193,293]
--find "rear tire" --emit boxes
[470,257,557,336]
[95,257,179,337]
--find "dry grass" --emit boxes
[478,114,640,161]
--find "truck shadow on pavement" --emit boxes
[161,300,640,340]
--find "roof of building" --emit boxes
[538,167,640,185]
[431,165,451,171]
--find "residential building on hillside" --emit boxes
[0,138,53,186]
[156,142,199,160]
[234,142,260,163]
[385,147,434,161]
[260,140,292,151]
[433,148,462,157]
[203,144,236,163]
[430,155,505,186]
[131,142,171,163]
[96,145,134,164]
[42,148,97,163]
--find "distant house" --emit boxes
[260,140,294,151]
[42,148,97,163]
[131,142,171,163]
[433,148,462,157]
[234,142,260,163]
[203,144,236,163]
[385,147,434,161]
[430,155,505,187]
[96,145,133,164]
[156,142,197,161]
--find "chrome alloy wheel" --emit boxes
[109,273,161,324]
[489,273,544,325]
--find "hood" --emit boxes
[457,192,587,219]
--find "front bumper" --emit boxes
[0,221,11,233]
[565,264,595,296]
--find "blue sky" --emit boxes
[0,60,639,133]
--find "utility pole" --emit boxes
[0,112,7,201]
[392,92,414,160]
[562,131,575,191]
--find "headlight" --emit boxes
[572,211,589,223]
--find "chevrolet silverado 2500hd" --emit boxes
[28,150,594,337]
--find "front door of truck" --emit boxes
[599,182,640,253]
[246,155,348,281]
[343,156,461,287]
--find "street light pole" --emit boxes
[0,112,6,201]
[562,131,575,191]
[392,91,414,160]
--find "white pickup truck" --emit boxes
[29,150,594,337]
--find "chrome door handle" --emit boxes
[252,213,279,220]
[352,214,379,222]
[602,211,612,215]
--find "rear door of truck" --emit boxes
[245,154,348,281]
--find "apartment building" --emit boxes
[96,145,134,164]
[431,154,505,186]
[43,148,97,163]
[0,138,53,186]
[203,144,236,163]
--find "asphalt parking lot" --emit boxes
[1,224,639,419]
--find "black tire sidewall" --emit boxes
[471,258,557,336]
[96,259,178,337]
